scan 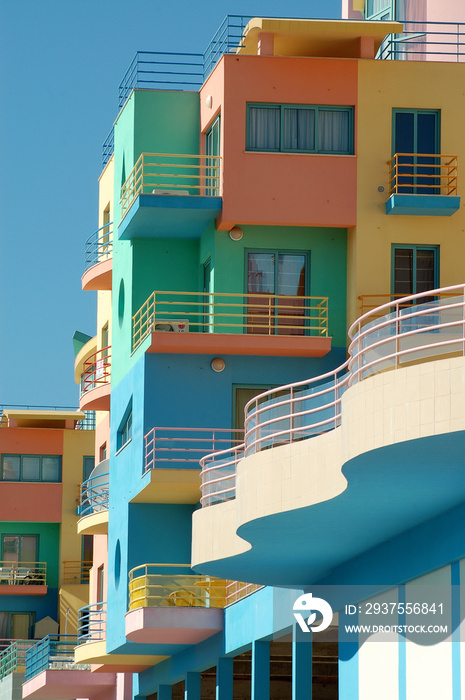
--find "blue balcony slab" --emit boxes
[385,194,461,216]
[118,194,222,240]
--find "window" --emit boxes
[2,535,38,564]
[246,251,308,335]
[0,612,34,640]
[247,104,354,154]
[392,245,439,298]
[83,456,95,481]
[1,455,61,482]
[100,443,107,461]
[117,404,132,451]
[205,116,220,195]
[393,109,440,195]
[97,565,105,605]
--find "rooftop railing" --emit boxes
[388,153,458,196]
[128,564,262,610]
[77,603,106,643]
[144,427,244,474]
[25,635,88,681]
[200,284,465,505]
[62,561,92,585]
[132,290,329,352]
[0,561,46,586]
[81,347,111,396]
[75,411,96,431]
[84,223,113,271]
[120,153,221,220]
[79,472,109,517]
[378,20,465,61]
[102,127,114,167]
[0,640,35,679]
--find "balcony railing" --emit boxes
[144,427,243,474]
[0,561,46,585]
[25,635,87,681]
[201,285,465,505]
[120,153,221,220]
[77,603,106,643]
[0,640,35,679]
[128,564,262,610]
[200,444,244,507]
[75,411,96,431]
[388,153,458,196]
[81,347,111,395]
[378,21,465,62]
[79,472,109,517]
[84,224,113,271]
[62,561,92,584]
[132,290,329,352]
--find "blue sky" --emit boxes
[0,0,340,408]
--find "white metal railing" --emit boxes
[200,285,465,506]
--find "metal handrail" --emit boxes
[79,473,109,517]
[132,290,329,352]
[77,602,106,642]
[200,443,244,507]
[128,564,262,610]
[120,152,222,220]
[378,20,465,62]
[200,285,465,506]
[81,347,111,395]
[358,292,458,317]
[0,561,47,585]
[25,635,84,681]
[144,427,244,474]
[0,640,35,679]
[84,223,113,271]
[387,153,458,196]
[62,561,92,584]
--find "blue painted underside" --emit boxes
[385,194,461,216]
[194,431,465,586]
[118,194,222,239]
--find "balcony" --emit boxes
[200,285,465,507]
[378,20,465,62]
[385,153,460,215]
[77,463,109,535]
[78,602,106,644]
[0,640,35,679]
[81,223,113,291]
[132,290,330,357]
[0,561,47,594]
[118,153,222,240]
[132,427,243,505]
[125,564,261,645]
[22,635,115,700]
[357,291,458,319]
[62,561,92,585]
[79,347,111,411]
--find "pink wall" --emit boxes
[201,55,357,230]
[90,534,108,604]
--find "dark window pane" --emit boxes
[22,456,40,481]
[394,248,413,296]
[283,108,315,150]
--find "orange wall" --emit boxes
[0,483,63,521]
[201,55,358,229]
[0,426,63,454]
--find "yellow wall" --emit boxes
[61,429,95,579]
[350,59,465,325]
[59,584,90,634]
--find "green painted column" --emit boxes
[292,621,312,700]
[252,640,270,700]
[216,656,234,700]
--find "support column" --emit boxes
[185,671,201,700]
[158,685,172,700]
[252,640,270,700]
[292,621,312,700]
[216,656,234,700]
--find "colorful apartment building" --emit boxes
[0,408,94,699]
[17,3,465,700]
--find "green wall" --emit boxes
[0,522,60,587]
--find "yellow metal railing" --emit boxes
[0,561,46,585]
[128,564,262,611]
[62,561,92,584]
[358,292,457,318]
[132,290,329,352]
[120,153,221,219]
[388,153,458,196]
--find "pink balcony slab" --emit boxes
[22,669,116,700]
[125,606,223,644]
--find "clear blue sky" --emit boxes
[0,0,340,409]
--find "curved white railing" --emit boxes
[200,285,465,507]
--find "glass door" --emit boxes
[394,110,440,194]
